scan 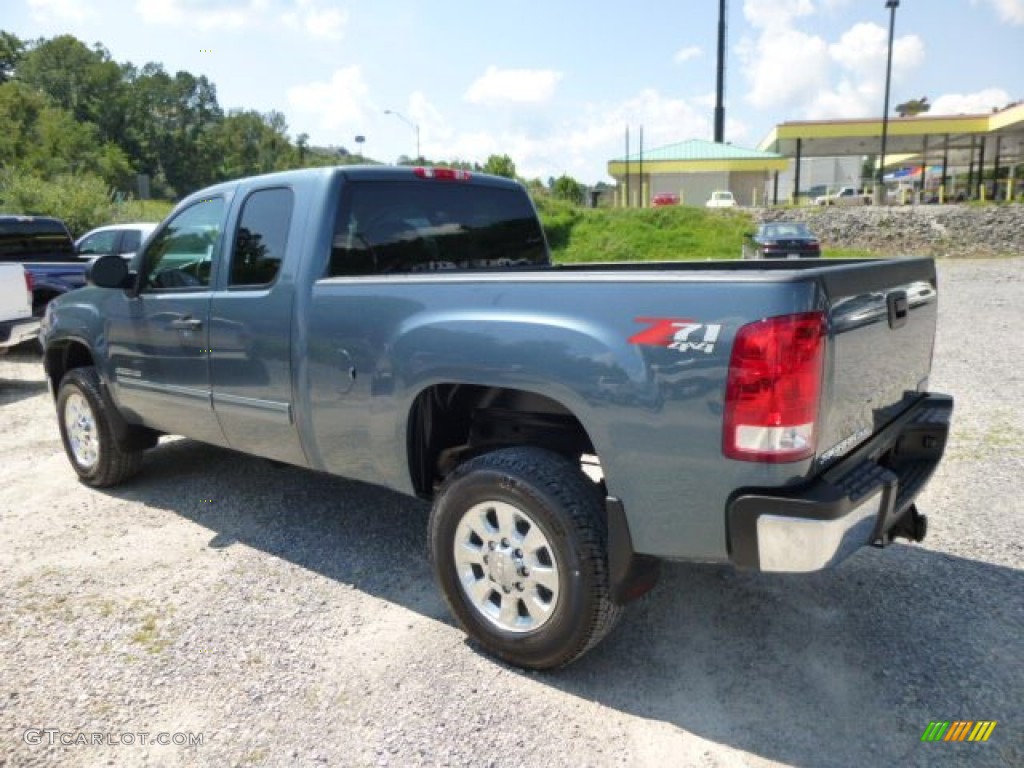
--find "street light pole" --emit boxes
[384,109,420,161]
[877,0,899,204]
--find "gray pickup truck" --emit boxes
[40,166,953,669]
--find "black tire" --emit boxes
[56,367,143,487]
[428,446,622,669]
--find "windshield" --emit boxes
[0,218,75,261]
[761,222,813,239]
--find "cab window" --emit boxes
[229,188,293,288]
[141,198,225,290]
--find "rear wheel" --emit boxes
[57,367,143,487]
[428,447,621,669]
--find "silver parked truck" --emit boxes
[40,166,953,669]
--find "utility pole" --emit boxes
[877,0,899,203]
[384,109,420,161]
[714,0,727,143]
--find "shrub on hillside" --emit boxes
[532,196,582,251]
[0,171,117,237]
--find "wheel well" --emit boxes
[45,341,94,400]
[408,384,597,499]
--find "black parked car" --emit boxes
[742,221,821,259]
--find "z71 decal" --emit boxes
[628,318,722,354]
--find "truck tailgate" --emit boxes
[817,258,938,464]
[0,264,32,322]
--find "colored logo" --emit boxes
[921,721,997,742]
[629,318,722,354]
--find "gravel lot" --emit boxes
[1,258,1021,768]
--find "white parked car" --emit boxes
[705,190,736,208]
[76,222,159,261]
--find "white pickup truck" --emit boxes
[814,187,872,206]
[0,264,40,353]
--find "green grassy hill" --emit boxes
[535,198,756,263]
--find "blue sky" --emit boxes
[7,0,1023,183]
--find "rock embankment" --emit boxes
[759,204,1023,258]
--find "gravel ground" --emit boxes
[1,259,1021,768]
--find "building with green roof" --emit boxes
[607,138,787,207]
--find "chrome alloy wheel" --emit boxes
[64,392,99,469]
[452,500,561,633]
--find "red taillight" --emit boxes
[723,311,826,462]
[24,270,34,293]
[413,166,471,181]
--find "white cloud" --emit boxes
[135,0,180,25]
[464,66,564,106]
[820,0,855,10]
[930,88,1012,115]
[135,0,268,31]
[377,87,717,184]
[829,23,924,76]
[972,0,1024,24]
[458,88,716,182]
[740,27,831,110]
[28,0,94,23]
[740,9,925,122]
[742,0,815,31]
[673,46,702,64]
[281,0,348,40]
[287,67,371,135]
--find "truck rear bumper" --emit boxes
[727,393,953,572]
[0,317,40,349]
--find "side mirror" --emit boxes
[87,254,132,289]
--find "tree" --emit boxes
[0,30,24,84]
[17,36,126,136]
[551,174,585,205]
[483,153,516,179]
[895,97,930,117]
[118,64,226,195]
[209,109,296,182]
[0,81,133,189]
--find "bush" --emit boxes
[534,196,756,262]
[0,170,116,236]
[533,196,582,252]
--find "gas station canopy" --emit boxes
[758,102,1024,174]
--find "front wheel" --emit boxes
[428,447,622,669]
[57,367,143,487]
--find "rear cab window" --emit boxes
[328,179,547,277]
[0,217,75,262]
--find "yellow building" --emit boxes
[607,139,787,208]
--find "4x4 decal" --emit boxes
[629,318,722,354]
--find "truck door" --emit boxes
[208,187,305,466]
[108,198,227,445]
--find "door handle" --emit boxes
[887,291,908,329]
[169,317,203,330]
